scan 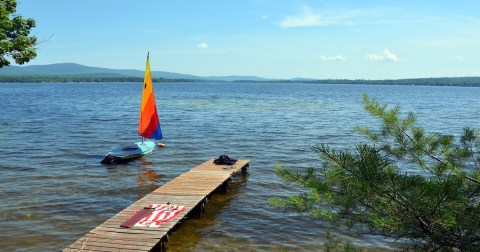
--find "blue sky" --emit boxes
[16,0,480,79]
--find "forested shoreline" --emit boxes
[0,76,195,83]
[243,77,480,86]
[1,75,479,87]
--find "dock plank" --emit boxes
[63,159,249,252]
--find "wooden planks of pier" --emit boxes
[63,159,250,252]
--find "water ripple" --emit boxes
[0,82,479,251]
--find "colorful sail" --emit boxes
[138,53,163,140]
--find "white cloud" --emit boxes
[366,54,384,61]
[383,49,399,61]
[366,49,400,62]
[197,43,208,49]
[279,6,344,28]
[280,14,322,28]
[320,55,346,61]
[278,5,367,28]
[454,55,465,60]
[261,15,268,20]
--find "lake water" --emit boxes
[0,82,479,251]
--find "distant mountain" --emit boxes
[1,63,479,86]
[203,75,270,82]
[0,63,270,81]
[0,63,200,79]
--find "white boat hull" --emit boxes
[101,141,155,164]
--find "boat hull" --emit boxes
[101,141,155,164]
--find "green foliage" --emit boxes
[271,94,480,251]
[0,0,37,68]
[256,77,480,87]
[0,75,193,83]
[323,230,359,252]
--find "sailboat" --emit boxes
[101,53,164,164]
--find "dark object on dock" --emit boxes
[120,207,155,228]
[214,155,237,165]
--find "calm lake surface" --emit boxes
[1,82,479,251]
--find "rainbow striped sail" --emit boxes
[138,53,163,140]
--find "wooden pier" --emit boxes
[63,159,250,252]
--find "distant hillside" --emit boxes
[0,63,201,80]
[289,77,480,87]
[0,63,268,82]
[203,75,269,82]
[1,63,479,86]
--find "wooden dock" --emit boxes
[63,159,250,252]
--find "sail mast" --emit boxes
[138,52,163,141]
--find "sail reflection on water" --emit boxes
[136,161,162,199]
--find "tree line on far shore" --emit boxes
[0,75,195,83]
[1,75,480,87]
[288,77,480,87]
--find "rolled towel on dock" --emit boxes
[133,204,186,227]
[120,207,155,228]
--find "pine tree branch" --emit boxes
[381,114,480,185]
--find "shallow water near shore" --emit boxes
[0,82,479,251]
